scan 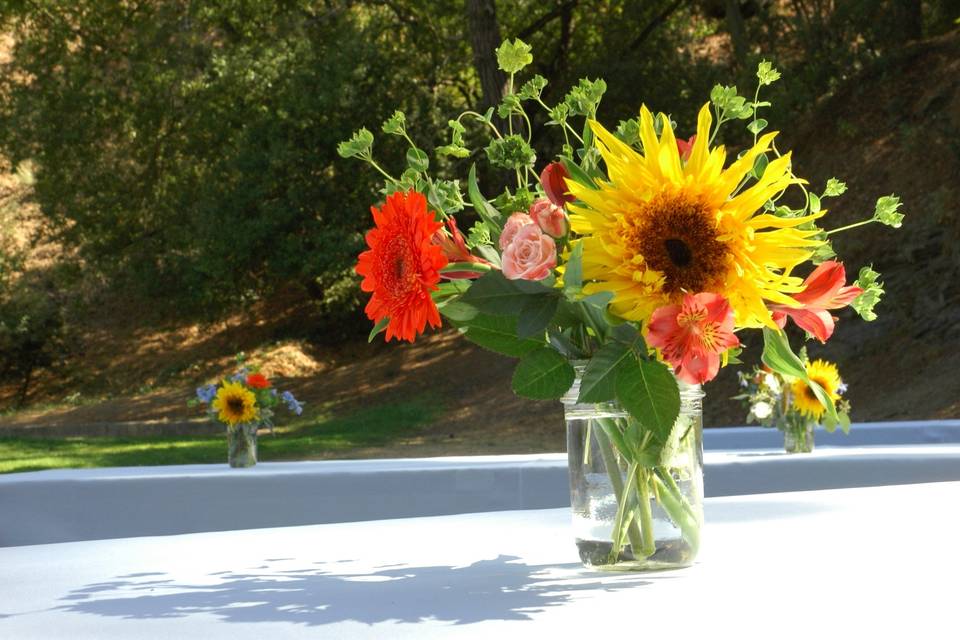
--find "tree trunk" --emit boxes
[16,361,34,409]
[725,0,748,67]
[465,0,507,113]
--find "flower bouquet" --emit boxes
[737,357,850,454]
[193,362,303,468]
[339,40,902,569]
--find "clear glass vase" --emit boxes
[783,421,815,454]
[228,423,259,468]
[563,374,704,571]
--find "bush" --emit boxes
[0,273,67,407]
[0,2,466,315]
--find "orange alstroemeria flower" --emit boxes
[431,217,492,280]
[676,134,696,162]
[770,261,863,343]
[647,292,741,385]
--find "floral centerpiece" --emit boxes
[192,362,304,468]
[737,357,851,453]
[339,40,902,569]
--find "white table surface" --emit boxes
[2,481,958,639]
[6,442,960,547]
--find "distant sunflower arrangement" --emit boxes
[736,357,850,453]
[339,40,902,566]
[192,359,303,467]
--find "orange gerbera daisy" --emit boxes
[355,190,447,342]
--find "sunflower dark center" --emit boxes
[632,192,728,295]
[227,397,245,415]
[664,238,693,267]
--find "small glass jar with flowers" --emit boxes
[737,357,851,453]
[192,362,304,468]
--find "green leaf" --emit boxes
[615,357,680,441]
[406,147,429,173]
[459,270,529,315]
[466,222,491,250]
[808,193,821,214]
[467,164,503,233]
[517,295,559,338]
[756,60,781,86]
[476,245,502,268]
[563,78,607,117]
[823,178,847,198]
[336,128,374,159]
[578,341,633,403]
[747,118,768,135]
[437,300,478,322]
[497,94,523,119]
[496,38,533,74]
[560,156,599,190]
[615,118,641,147]
[761,328,807,379]
[548,102,570,124]
[427,179,464,215]
[811,240,837,263]
[806,378,840,424]
[368,317,390,343]
[563,241,584,293]
[610,322,640,344]
[485,135,536,171]
[382,110,406,136]
[511,347,575,400]
[437,144,470,158]
[873,195,904,228]
[838,411,852,435]
[453,314,544,357]
[518,74,548,100]
[851,265,884,321]
[710,85,753,119]
[752,153,769,179]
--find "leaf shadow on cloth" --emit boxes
[54,555,664,627]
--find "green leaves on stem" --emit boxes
[851,265,884,321]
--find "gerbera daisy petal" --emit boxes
[355,190,448,343]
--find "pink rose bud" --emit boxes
[528,198,568,238]
[499,212,534,251]
[501,223,557,281]
[540,161,575,207]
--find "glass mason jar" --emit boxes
[228,423,259,468]
[563,371,704,571]
[783,420,815,454]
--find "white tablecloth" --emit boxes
[2,481,958,639]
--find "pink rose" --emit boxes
[499,212,534,250]
[528,198,568,238]
[501,223,557,281]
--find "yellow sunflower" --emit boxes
[567,103,825,329]
[791,359,841,420]
[211,381,259,426]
